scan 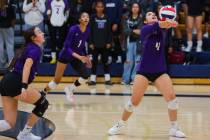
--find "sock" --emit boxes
[0,120,11,132]
[171,121,178,129]
[90,75,96,82]
[104,74,111,81]
[187,41,193,48]
[119,119,127,125]
[197,40,203,47]
[22,124,32,134]
[51,52,56,59]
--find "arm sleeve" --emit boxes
[123,19,132,36]
[141,22,160,36]
[64,28,75,56]
[23,0,33,13]
[36,0,46,13]
[26,49,40,62]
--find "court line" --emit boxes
[48,92,210,98]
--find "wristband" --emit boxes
[22,83,28,90]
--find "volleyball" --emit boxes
[159,5,177,21]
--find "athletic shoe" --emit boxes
[184,46,192,52]
[169,127,186,138]
[88,81,96,86]
[108,121,126,135]
[105,81,113,85]
[50,58,56,64]
[64,86,75,102]
[17,131,41,140]
[196,46,202,52]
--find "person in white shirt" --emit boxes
[47,0,69,64]
[23,0,46,30]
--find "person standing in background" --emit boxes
[122,2,142,85]
[104,0,123,63]
[68,0,94,27]
[47,0,69,64]
[88,0,113,85]
[182,0,204,52]
[23,0,46,31]
[0,0,16,68]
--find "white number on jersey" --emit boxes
[77,40,82,48]
[155,42,160,51]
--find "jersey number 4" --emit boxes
[155,42,160,51]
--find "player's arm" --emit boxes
[159,20,178,29]
[22,58,33,90]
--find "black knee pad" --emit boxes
[32,94,49,117]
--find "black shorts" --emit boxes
[137,71,166,82]
[0,72,22,97]
[58,58,89,79]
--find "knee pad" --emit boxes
[168,98,179,110]
[48,80,58,90]
[32,94,49,117]
[125,100,135,112]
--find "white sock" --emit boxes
[171,121,178,129]
[22,124,32,134]
[187,41,193,48]
[104,74,111,81]
[197,40,203,48]
[70,84,76,91]
[90,75,96,82]
[51,52,56,59]
[0,120,11,132]
[119,119,127,125]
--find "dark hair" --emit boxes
[8,27,36,70]
[79,12,89,20]
[95,0,104,7]
[129,2,141,17]
[142,10,154,24]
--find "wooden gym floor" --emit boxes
[0,82,210,140]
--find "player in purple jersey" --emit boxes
[0,27,49,140]
[44,12,92,102]
[108,11,186,138]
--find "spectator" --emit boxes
[0,0,16,68]
[121,2,142,85]
[88,0,113,85]
[203,0,210,38]
[47,0,69,64]
[182,0,204,52]
[68,0,94,27]
[23,0,46,30]
[104,0,123,63]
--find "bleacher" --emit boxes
[12,2,210,80]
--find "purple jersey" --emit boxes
[59,25,90,60]
[137,22,167,73]
[13,43,42,83]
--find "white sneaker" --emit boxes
[108,121,126,135]
[169,127,186,138]
[64,86,75,102]
[17,131,41,140]
[184,46,192,52]
[196,46,202,52]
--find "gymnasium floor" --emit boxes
[0,83,210,140]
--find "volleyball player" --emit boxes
[44,12,91,101]
[108,11,186,138]
[0,27,48,140]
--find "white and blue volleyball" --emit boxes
[159,5,177,21]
